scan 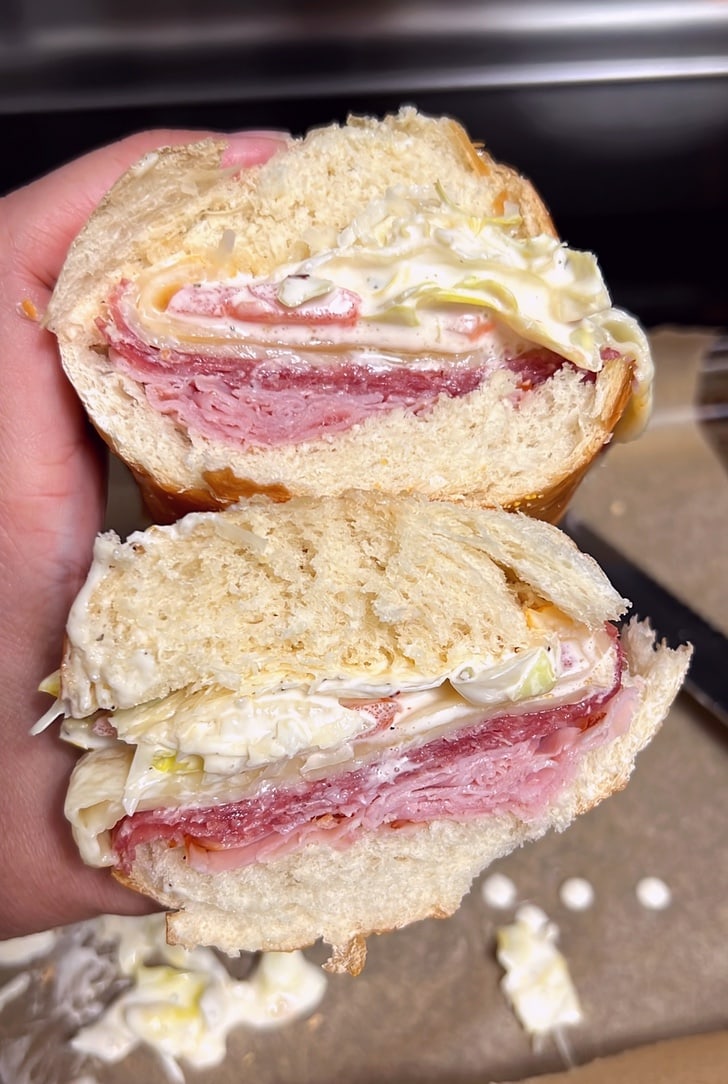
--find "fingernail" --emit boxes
[235,129,291,139]
[222,131,291,169]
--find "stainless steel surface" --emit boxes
[698,334,728,475]
[2,3,726,327]
[1,0,728,113]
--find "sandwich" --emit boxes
[46,108,652,523]
[36,492,690,973]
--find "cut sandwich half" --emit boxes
[37,493,690,973]
[46,108,652,522]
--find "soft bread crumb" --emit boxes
[323,936,368,976]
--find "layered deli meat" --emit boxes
[48,606,641,875]
[100,188,653,445]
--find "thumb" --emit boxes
[5,128,290,290]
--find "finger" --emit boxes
[222,130,292,168]
[8,128,290,290]
[0,731,158,938]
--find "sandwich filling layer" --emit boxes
[100,188,651,446]
[54,614,639,876]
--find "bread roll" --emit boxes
[39,494,690,973]
[46,108,652,523]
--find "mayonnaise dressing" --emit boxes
[0,914,326,1083]
[496,904,583,1040]
[0,929,58,967]
[72,915,326,1076]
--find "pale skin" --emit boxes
[0,129,288,939]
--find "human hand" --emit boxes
[0,129,288,938]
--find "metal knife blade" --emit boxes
[562,514,728,727]
[697,332,728,475]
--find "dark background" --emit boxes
[1,0,727,328]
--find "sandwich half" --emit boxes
[46,108,652,522]
[37,493,690,973]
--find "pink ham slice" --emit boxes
[99,283,586,447]
[168,280,362,326]
[112,644,635,875]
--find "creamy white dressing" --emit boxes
[496,904,583,1040]
[481,872,518,910]
[0,914,324,1082]
[72,915,326,1076]
[559,877,595,912]
[0,929,58,967]
[0,973,31,1013]
[635,876,672,910]
[61,532,158,718]
[124,185,652,435]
